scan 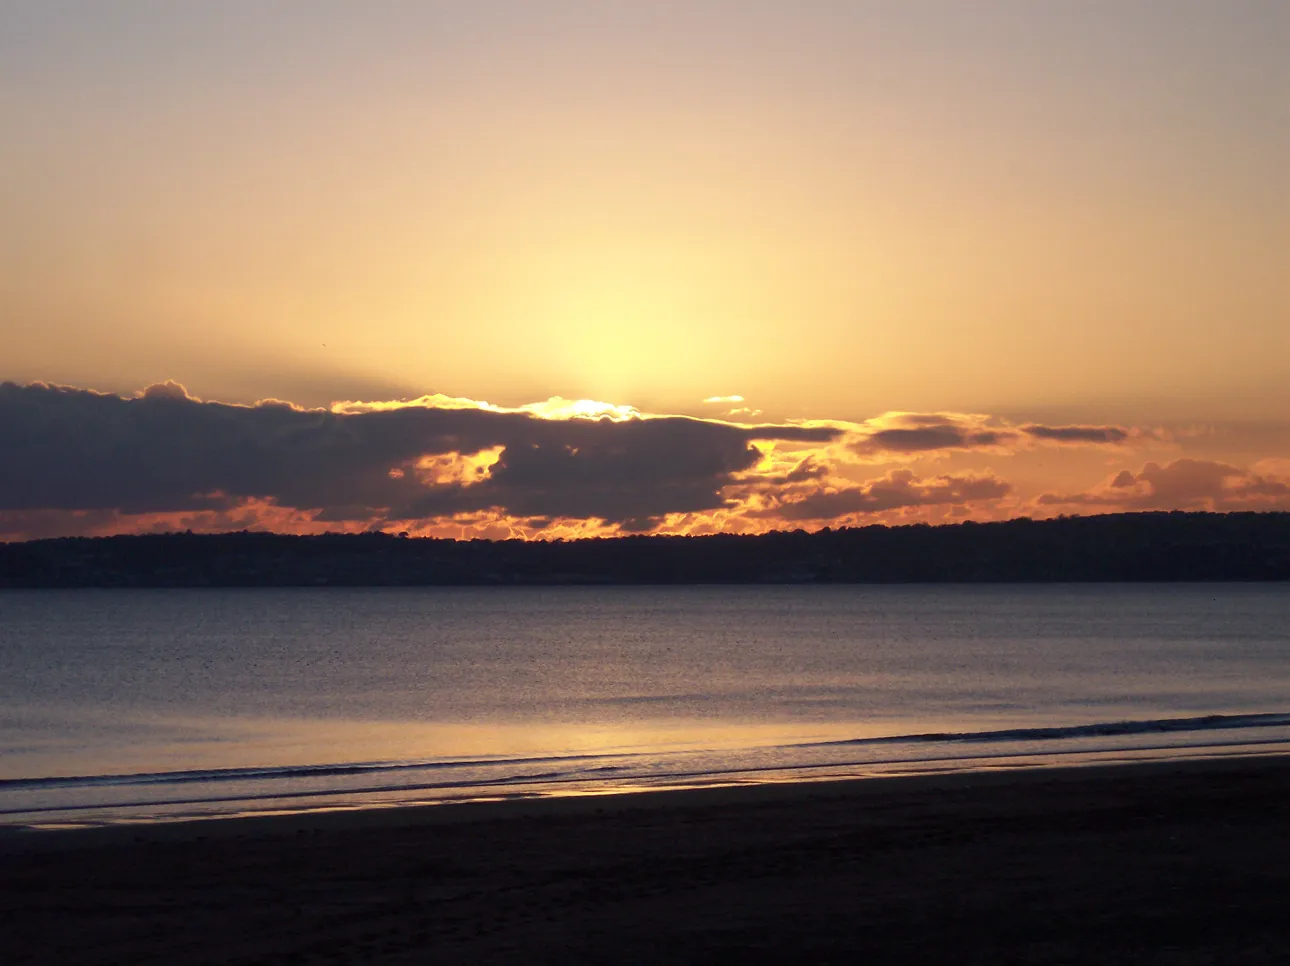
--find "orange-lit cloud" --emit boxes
[413,446,506,488]
[1035,459,1290,513]
[748,469,1013,523]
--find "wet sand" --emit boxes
[3,756,1290,964]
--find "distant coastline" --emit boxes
[2,511,1287,587]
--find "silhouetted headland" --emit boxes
[2,511,1287,587]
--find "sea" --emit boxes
[1,584,1288,830]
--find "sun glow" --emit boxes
[414,446,505,487]
[517,397,639,421]
[332,393,640,422]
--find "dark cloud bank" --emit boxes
[0,382,837,529]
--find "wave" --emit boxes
[0,751,625,791]
[5,711,1289,795]
[7,734,1290,821]
[806,711,1290,748]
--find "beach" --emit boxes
[4,755,1289,964]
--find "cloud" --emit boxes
[729,455,829,487]
[754,469,1012,522]
[139,379,195,402]
[0,508,121,542]
[0,382,838,534]
[702,395,744,404]
[1253,457,1290,478]
[848,412,1018,458]
[1036,458,1290,512]
[1021,424,1133,444]
[855,425,1015,454]
[847,412,1150,459]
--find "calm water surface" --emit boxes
[1,585,1287,826]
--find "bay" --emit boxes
[2,584,1287,827]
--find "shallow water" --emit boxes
[2,584,1287,826]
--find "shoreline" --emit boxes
[7,742,1290,846]
[3,748,1290,852]
[7,718,1290,837]
[5,754,1290,963]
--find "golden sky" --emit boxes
[1,2,1287,540]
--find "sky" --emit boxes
[2,1,1287,541]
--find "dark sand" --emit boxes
[4,756,1290,964]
